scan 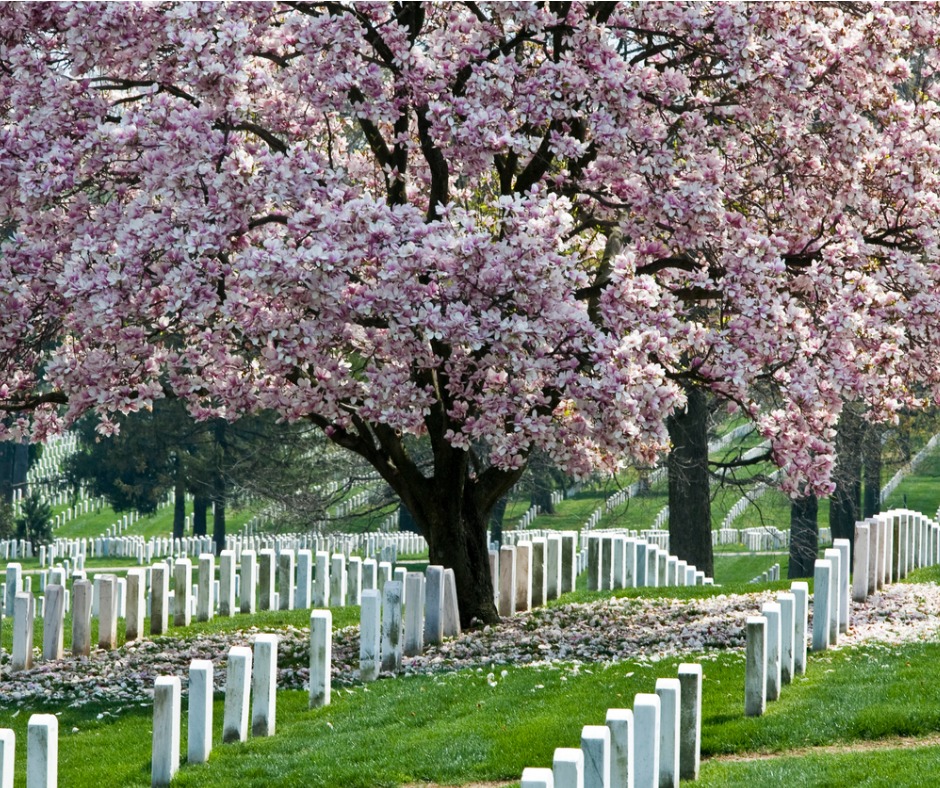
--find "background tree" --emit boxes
[15,491,51,548]
[5,4,940,623]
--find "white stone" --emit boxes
[240,550,257,614]
[198,554,215,622]
[41,585,65,662]
[252,634,278,737]
[531,537,548,606]
[329,554,347,607]
[655,678,680,788]
[546,535,562,600]
[296,549,313,608]
[581,724,611,788]
[173,559,192,627]
[98,575,118,649]
[776,593,795,685]
[823,548,841,644]
[151,564,170,635]
[833,538,851,633]
[812,559,832,651]
[605,708,634,788]
[347,556,362,606]
[72,580,92,656]
[442,568,461,637]
[791,581,809,675]
[222,646,252,743]
[381,580,404,673]
[677,664,702,782]
[761,602,781,702]
[553,747,584,788]
[360,590,382,682]
[0,729,13,788]
[188,660,213,764]
[499,546,517,617]
[522,767,555,788]
[218,550,236,617]
[745,616,767,717]
[12,593,34,672]
[632,693,661,788]
[424,566,445,646]
[26,714,57,788]
[152,676,181,787]
[258,549,276,611]
[404,572,425,657]
[309,610,331,708]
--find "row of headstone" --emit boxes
[519,663,703,788]
[878,433,940,504]
[359,565,461,675]
[709,526,833,550]
[853,509,940,602]
[494,535,578,616]
[4,547,405,670]
[583,532,712,593]
[153,610,335,786]
[6,610,332,787]
[749,563,780,583]
[744,581,809,716]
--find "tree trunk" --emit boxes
[666,385,714,577]
[862,423,882,519]
[321,409,522,628]
[0,442,12,504]
[172,457,185,540]
[193,495,208,536]
[830,405,863,548]
[788,493,818,578]
[427,500,497,628]
[489,496,507,547]
[212,489,226,555]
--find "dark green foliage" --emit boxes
[15,490,52,547]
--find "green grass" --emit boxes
[713,552,789,585]
[4,635,939,787]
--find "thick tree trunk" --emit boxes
[0,442,12,504]
[193,495,208,536]
[862,423,882,519]
[172,457,186,540]
[489,496,507,547]
[212,490,226,555]
[426,501,497,628]
[667,385,714,578]
[830,405,863,548]
[789,493,818,578]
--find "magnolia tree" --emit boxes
[4,2,940,624]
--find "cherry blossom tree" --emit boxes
[4,2,940,624]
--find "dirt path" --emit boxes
[401,735,940,786]
[710,732,940,762]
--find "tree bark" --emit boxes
[789,493,818,578]
[212,488,226,555]
[324,416,520,628]
[172,456,186,540]
[862,423,883,519]
[666,385,714,577]
[830,405,863,548]
[193,495,208,536]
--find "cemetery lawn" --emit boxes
[3,578,940,786]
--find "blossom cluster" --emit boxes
[2,4,940,496]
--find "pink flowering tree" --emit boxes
[4,2,940,623]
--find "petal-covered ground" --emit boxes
[1,582,938,716]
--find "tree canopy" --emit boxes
[3,2,940,622]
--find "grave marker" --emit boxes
[309,610,331,708]
[152,677,181,787]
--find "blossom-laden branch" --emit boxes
[2,2,940,498]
